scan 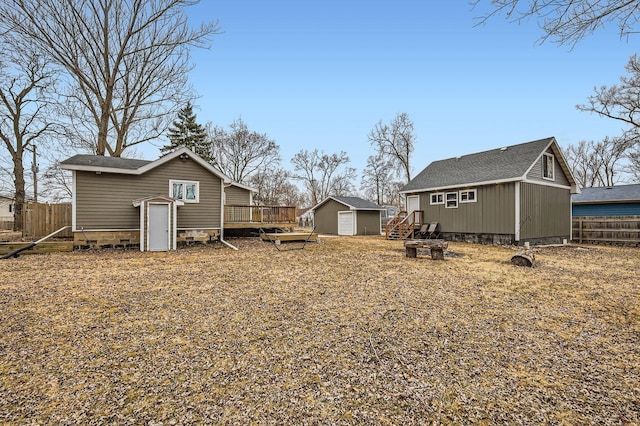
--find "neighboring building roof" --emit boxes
[401,137,578,193]
[572,184,640,204]
[311,196,385,212]
[59,147,258,193]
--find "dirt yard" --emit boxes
[1,237,638,424]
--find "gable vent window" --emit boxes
[543,153,555,180]
[445,192,458,209]
[170,180,199,203]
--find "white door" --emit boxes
[407,195,420,224]
[148,203,169,251]
[338,211,355,236]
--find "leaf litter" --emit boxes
[0,238,638,424]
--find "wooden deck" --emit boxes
[260,232,318,243]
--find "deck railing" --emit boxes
[224,205,297,224]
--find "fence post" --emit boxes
[579,218,582,244]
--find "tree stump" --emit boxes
[511,251,535,267]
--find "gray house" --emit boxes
[60,147,266,251]
[311,196,385,236]
[400,137,580,245]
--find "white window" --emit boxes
[430,192,444,205]
[459,189,477,203]
[170,180,199,203]
[445,192,458,208]
[543,153,554,180]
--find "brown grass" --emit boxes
[1,237,638,424]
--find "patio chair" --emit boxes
[414,222,439,239]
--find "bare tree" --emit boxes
[208,118,281,184]
[563,135,634,187]
[0,50,57,231]
[249,168,304,206]
[472,0,640,47]
[628,143,640,182]
[291,149,356,206]
[368,112,415,182]
[577,55,640,131]
[0,0,219,157]
[563,141,599,188]
[360,153,396,205]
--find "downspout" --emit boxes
[221,182,239,250]
[514,182,521,242]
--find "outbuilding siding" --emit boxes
[519,182,570,240]
[75,158,222,230]
[526,148,570,186]
[421,183,515,234]
[314,199,343,234]
[356,210,382,235]
[225,185,251,205]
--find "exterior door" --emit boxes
[148,203,169,251]
[407,195,420,224]
[338,211,355,236]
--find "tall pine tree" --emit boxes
[161,102,211,162]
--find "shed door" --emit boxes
[338,211,355,236]
[149,203,170,251]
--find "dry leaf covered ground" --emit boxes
[1,237,638,424]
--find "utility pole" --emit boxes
[30,145,38,202]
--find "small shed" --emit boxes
[311,196,384,236]
[572,184,640,216]
[132,194,183,251]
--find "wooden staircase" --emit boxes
[385,210,424,240]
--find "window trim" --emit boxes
[169,179,200,203]
[459,189,477,203]
[430,192,444,205]
[543,152,555,181]
[445,192,458,209]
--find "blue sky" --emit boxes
[146,1,637,180]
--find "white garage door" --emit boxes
[338,211,355,236]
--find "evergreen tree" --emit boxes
[161,102,211,161]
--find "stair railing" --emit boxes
[385,210,423,239]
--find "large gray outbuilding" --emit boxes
[400,137,580,245]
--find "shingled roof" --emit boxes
[60,155,151,170]
[572,184,640,204]
[401,137,571,193]
[311,196,384,211]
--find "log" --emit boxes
[511,251,535,267]
[404,239,448,260]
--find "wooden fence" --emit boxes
[23,203,72,238]
[572,216,640,245]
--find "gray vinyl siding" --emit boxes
[526,148,570,186]
[519,182,571,239]
[225,185,251,205]
[75,157,222,230]
[356,210,382,235]
[421,183,515,234]
[314,199,344,234]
